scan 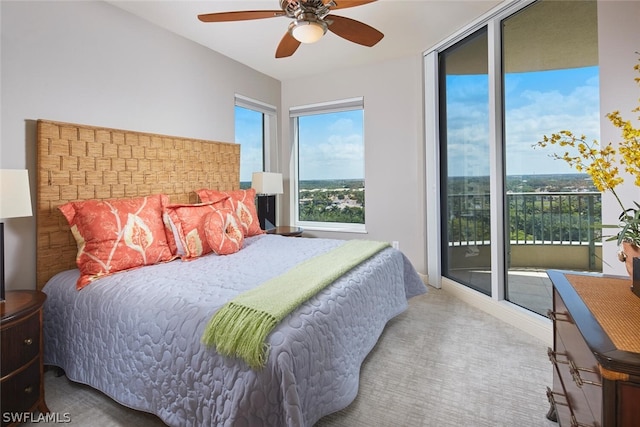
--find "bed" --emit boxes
[36,120,427,426]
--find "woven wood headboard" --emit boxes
[36,119,240,290]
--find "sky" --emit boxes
[235,65,602,182]
[235,107,364,182]
[234,106,264,183]
[447,65,601,177]
[297,110,364,181]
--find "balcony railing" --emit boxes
[448,191,602,270]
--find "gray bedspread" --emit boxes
[42,235,426,426]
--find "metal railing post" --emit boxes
[588,194,596,270]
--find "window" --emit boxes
[291,98,365,232]
[234,95,277,188]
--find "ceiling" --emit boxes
[107,0,505,81]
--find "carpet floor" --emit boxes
[26,288,557,427]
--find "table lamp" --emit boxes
[251,172,283,231]
[0,169,33,301]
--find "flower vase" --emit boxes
[621,242,640,276]
[621,241,640,298]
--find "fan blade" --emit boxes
[276,32,302,58]
[327,0,377,10]
[326,14,383,47]
[198,10,285,23]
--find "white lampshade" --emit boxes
[291,20,326,44]
[0,169,33,219]
[251,172,283,195]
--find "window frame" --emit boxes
[234,94,278,181]
[290,97,367,233]
[424,0,600,302]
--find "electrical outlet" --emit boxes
[392,241,399,250]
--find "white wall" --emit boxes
[597,0,640,276]
[281,55,428,274]
[0,0,280,290]
[279,1,640,289]
[2,0,636,292]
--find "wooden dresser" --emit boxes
[1,290,49,427]
[547,270,640,427]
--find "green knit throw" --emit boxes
[201,240,390,369]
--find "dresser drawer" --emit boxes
[553,289,602,424]
[1,290,49,425]
[617,381,640,425]
[549,350,574,426]
[0,311,41,377]
[0,357,41,416]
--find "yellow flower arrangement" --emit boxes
[535,57,640,247]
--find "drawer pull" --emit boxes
[569,360,602,388]
[570,414,597,427]
[24,338,33,346]
[546,387,596,427]
[24,386,34,394]
[547,309,571,322]
[546,386,569,408]
[547,347,570,366]
[549,348,602,388]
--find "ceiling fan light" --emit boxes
[291,20,326,44]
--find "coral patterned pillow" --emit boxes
[204,209,244,255]
[196,188,264,237]
[163,212,186,257]
[164,200,229,260]
[59,194,174,290]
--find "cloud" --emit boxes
[446,67,600,176]
[239,144,263,182]
[505,76,600,175]
[299,113,364,180]
[300,135,364,180]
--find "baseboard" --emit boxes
[418,272,429,286]
[441,279,553,346]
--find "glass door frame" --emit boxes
[424,0,534,302]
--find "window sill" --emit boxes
[295,222,367,234]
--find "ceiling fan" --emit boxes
[197,0,384,58]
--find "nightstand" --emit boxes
[1,290,49,426]
[266,226,304,237]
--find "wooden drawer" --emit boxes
[553,289,602,426]
[0,311,41,377]
[617,381,640,425]
[1,290,49,426]
[0,357,41,416]
[549,346,574,426]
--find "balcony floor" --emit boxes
[507,269,554,316]
[449,268,553,317]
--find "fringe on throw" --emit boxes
[202,302,277,369]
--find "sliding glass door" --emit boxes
[434,0,600,315]
[439,28,491,296]
[501,0,600,315]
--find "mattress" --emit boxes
[42,234,426,426]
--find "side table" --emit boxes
[266,226,304,237]
[1,290,49,427]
